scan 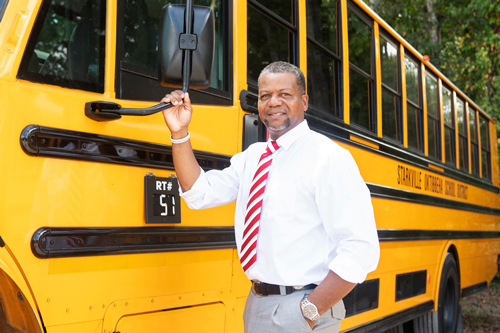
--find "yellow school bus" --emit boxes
[0,0,498,332]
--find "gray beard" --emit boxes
[265,117,290,131]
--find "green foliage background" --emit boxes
[364,0,500,152]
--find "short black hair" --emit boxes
[258,61,306,94]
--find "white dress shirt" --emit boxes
[181,120,380,285]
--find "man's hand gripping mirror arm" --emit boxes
[161,90,201,192]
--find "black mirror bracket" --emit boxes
[85,101,173,122]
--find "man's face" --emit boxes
[258,72,309,140]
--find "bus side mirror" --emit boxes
[85,2,214,121]
[158,4,215,90]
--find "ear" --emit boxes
[302,94,309,112]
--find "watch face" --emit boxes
[303,303,318,319]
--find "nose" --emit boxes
[269,93,282,106]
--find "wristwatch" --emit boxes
[301,297,320,321]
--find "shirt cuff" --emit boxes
[328,255,369,284]
[178,167,206,203]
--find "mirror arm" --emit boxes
[85,101,174,122]
[181,0,195,92]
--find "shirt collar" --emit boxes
[271,120,310,151]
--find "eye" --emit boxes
[260,94,270,100]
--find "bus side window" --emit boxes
[116,0,230,104]
[456,97,468,171]
[442,85,455,165]
[379,33,400,142]
[426,72,440,160]
[18,0,106,93]
[306,0,340,118]
[479,114,491,179]
[405,55,423,151]
[247,0,297,92]
[347,4,375,132]
[469,107,479,176]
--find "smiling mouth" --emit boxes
[268,112,285,117]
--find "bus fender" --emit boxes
[0,246,44,333]
[433,241,461,309]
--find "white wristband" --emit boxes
[170,132,190,144]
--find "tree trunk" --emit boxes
[425,0,440,62]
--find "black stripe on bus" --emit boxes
[461,282,488,298]
[378,229,500,242]
[31,227,499,259]
[31,227,236,259]
[368,183,500,216]
[20,124,499,196]
[20,125,231,172]
[305,113,499,194]
[342,301,434,333]
[20,125,499,215]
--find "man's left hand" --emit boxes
[300,306,315,329]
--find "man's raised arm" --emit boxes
[161,90,201,191]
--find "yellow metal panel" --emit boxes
[0,0,35,82]
[234,0,248,153]
[231,250,252,299]
[234,297,247,333]
[104,0,117,98]
[401,46,407,148]
[427,163,444,173]
[46,320,102,333]
[115,303,225,332]
[338,141,500,208]
[374,22,382,137]
[372,198,500,231]
[341,0,350,125]
[349,134,380,150]
[422,65,428,156]
[477,109,482,177]
[490,121,499,186]
[298,0,307,82]
[341,240,440,331]
[233,0,247,100]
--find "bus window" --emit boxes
[469,107,479,176]
[254,0,292,23]
[116,0,230,103]
[456,97,468,171]
[0,0,7,21]
[405,55,422,151]
[306,0,339,118]
[479,114,491,179]
[426,72,440,160]
[380,33,400,142]
[17,0,106,93]
[442,85,455,165]
[348,5,374,131]
[247,0,297,92]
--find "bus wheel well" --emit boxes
[446,245,461,290]
[0,269,42,333]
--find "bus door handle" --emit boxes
[85,101,174,122]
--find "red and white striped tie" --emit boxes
[240,140,280,273]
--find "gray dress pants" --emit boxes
[243,287,345,332]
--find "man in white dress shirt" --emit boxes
[161,61,379,332]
